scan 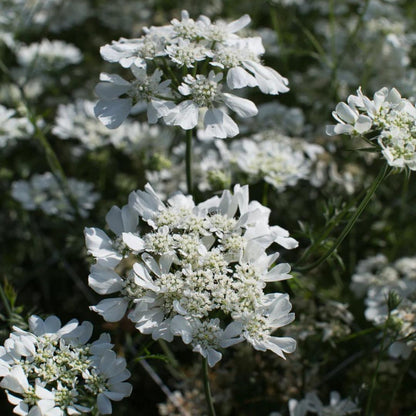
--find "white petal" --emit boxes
[0,366,29,394]
[170,316,193,344]
[227,14,250,33]
[203,108,239,139]
[122,232,144,251]
[94,98,132,129]
[91,298,128,322]
[222,93,258,117]
[206,347,222,367]
[95,82,130,100]
[163,101,199,130]
[88,264,123,295]
[355,114,372,133]
[335,102,357,124]
[226,66,257,89]
[97,393,112,415]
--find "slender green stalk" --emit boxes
[202,357,216,416]
[0,283,12,319]
[262,181,269,206]
[388,351,414,415]
[365,314,390,416]
[186,129,193,195]
[32,122,80,216]
[294,189,366,268]
[296,164,389,273]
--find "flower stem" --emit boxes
[202,357,216,416]
[0,282,12,319]
[296,164,389,273]
[365,312,390,416]
[186,129,193,195]
[262,181,269,206]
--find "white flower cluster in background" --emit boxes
[53,98,173,155]
[327,86,416,170]
[95,10,289,138]
[271,391,360,416]
[0,315,132,415]
[228,131,324,192]
[11,172,100,220]
[351,254,416,359]
[15,39,82,72]
[0,0,90,36]
[85,184,298,366]
[0,105,34,147]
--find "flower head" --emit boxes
[0,315,132,415]
[327,86,416,170]
[85,184,297,365]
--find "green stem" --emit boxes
[202,357,216,416]
[262,181,269,206]
[365,314,390,416]
[186,129,193,195]
[33,123,80,216]
[388,351,414,415]
[0,62,80,217]
[296,164,389,273]
[294,190,364,267]
[0,282,12,319]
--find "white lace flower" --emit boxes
[327,86,416,170]
[274,391,360,416]
[230,134,313,191]
[100,33,167,69]
[163,71,257,138]
[0,315,132,416]
[94,67,174,129]
[16,39,82,72]
[0,105,34,147]
[86,184,297,365]
[94,10,289,133]
[351,254,416,358]
[211,42,289,94]
[11,172,100,220]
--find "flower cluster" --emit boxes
[16,39,83,72]
[228,131,324,192]
[327,86,416,170]
[0,105,34,147]
[0,315,132,415]
[351,254,416,358]
[271,391,360,416]
[11,172,100,220]
[95,10,289,138]
[85,184,297,366]
[53,98,172,155]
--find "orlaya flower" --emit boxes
[94,66,174,129]
[163,71,257,138]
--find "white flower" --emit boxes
[230,134,313,191]
[351,254,416,358]
[0,105,34,147]
[327,86,416,171]
[94,67,174,129]
[240,293,296,359]
[11,173,99,220]
[163,71,257,138]
[165,39,212,68]
[100,34,167,69]
[53,99,112,150]
[171,317,242,367]
[86,184,297,365]
[94,10,289,133]
[0,316,132,415]
[211,42,289,94]
[16,39,82,72]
